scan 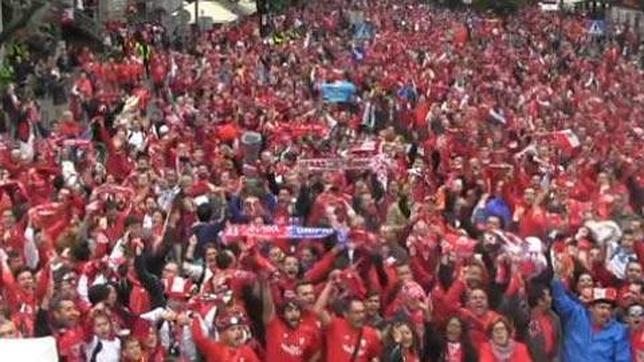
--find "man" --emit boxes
[525,283,561,362]
[1,254,48,316]
[261,277,321,361]
[552,267,631,362]
[190,309,259,362]
[191,203,225,259]
[625,260,643,284]
[364,291,385,329]
[459,287,500,347]
[314,275,382,362]
[35,294,85,362]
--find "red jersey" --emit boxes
[265,316,321,362]
[324,317,381,362]
[191,319,260,362]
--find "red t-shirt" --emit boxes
[265,317,321,362]
[632,329,644,362]
[519,206,547,238]
[325,317,381,362]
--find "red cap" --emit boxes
[591,288,618,305]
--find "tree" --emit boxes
[0,0,47,47]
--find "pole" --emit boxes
[194,0,199,34]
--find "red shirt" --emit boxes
[325,317,381,362]
[518,206,547,239]
[632,329,644,362]
[265,317,321,362]
[191,319,260,362]
[479,341,532,362]
[533,311,555,356]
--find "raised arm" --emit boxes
[313,277,337,327]
[550,276,582,321]
[259,276,276,325]
[190,316,217,356]
[134,245,166,309]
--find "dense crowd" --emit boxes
[0,0,643,361]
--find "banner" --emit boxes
[223,225,335,240]
[273,124,329,138]
[297,157,374,171]
[320,81,357,103]
[0,337,58,362]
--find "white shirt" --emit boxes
[85,336,121,362]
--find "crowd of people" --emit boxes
[0,0,643,361]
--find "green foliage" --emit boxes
[267,0,301,13]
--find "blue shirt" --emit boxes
[551,279,631,362]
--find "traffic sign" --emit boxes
[587,20,605,36]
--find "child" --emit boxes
[85,311,121,362]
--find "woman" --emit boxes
[573,271,594,304]
[382,319,421,362]
[424,316,478,362]
[480,317,532,362]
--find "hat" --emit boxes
[401,281,426,301]
[590,288,618,305]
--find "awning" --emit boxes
[176,0,239,25]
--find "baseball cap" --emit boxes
[590,288,618,306]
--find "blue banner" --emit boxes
[320,81,357,103]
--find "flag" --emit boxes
[553,129,581,151]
